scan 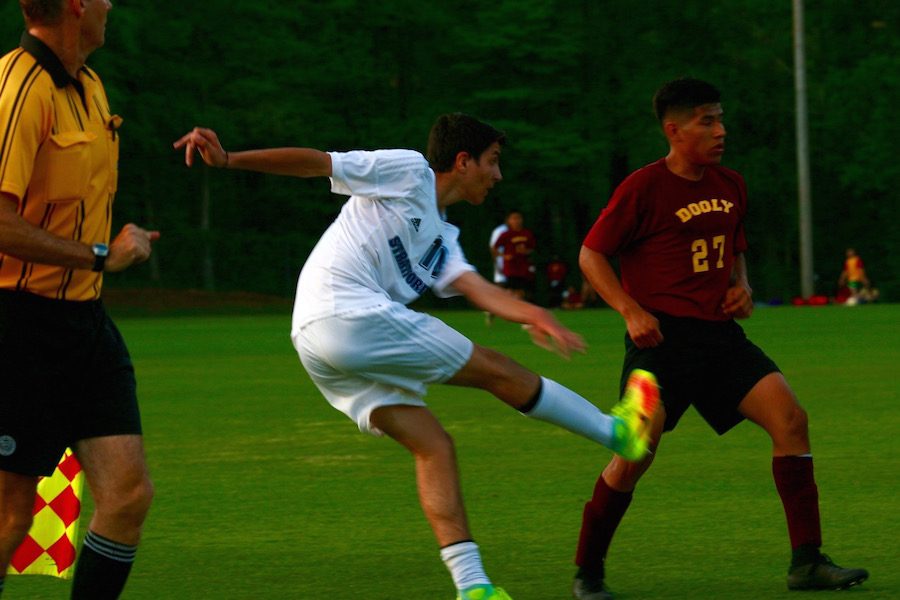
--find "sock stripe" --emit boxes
[83,531,137,563]
[440,538,475,550]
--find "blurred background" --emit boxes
[1,0,897,304]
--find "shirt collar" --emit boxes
[20,31,90,110]
[20,31,75,88]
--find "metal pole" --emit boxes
[793,0,814,297]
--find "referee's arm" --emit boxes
[0,193,157,272]
[0,192,95,270]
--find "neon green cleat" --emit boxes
[456,584,513,600]
[610,368,660,461]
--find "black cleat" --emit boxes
[573,569,613,600]
[787,554,869,590]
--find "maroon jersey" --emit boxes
[583,158,748,320]
[495,228,536,279]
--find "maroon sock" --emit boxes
[772,455,822,551]
[575,476,633,574]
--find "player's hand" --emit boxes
[722,283,753,319]
[105,224,160,272]
[173,127,227,168]
[624,306,663,348]
[522,311,586,359]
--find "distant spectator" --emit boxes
[837,248,870,306]
[493,210,536,300]
[546,255,569,308]
[561,285,584,310]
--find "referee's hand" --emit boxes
[105,224,160,272]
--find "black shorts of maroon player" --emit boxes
[620,313,780,435]
[0,290,141,476]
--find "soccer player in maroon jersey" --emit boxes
[571,78,868,599]
[493,210,536,300]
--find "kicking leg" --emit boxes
[446,345,658,459]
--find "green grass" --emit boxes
[7,305,899,599]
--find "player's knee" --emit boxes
[412,427,457,467]
[601,455,653,491]
[476,346,535,395]
[783,404,809,441]
[430,427,456,459]
[96,475,154,528]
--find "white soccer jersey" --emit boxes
[291,149,476,332]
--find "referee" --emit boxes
[0,1,158,598]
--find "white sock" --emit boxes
[524,377,616,447]
[440,541,491,590]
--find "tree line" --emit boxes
[1,0,897,302]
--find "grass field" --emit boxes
[6,304,898,599]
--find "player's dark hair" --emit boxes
[426,113,506,173]
[20,0,65,25]
[653,78,721,123]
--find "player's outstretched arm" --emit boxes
[173,127,332,178]
[451,271,586,358]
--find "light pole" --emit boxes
[793,0,814,298]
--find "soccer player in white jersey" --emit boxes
[174,114,659,600]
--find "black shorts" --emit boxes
[620,313,779,435]
[0,290,141,476]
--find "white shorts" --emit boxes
[292,304,474,435]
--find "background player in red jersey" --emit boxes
[493,210,536,301]
[570,78,868,599]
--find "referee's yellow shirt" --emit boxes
[0,32,120,301]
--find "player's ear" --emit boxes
[68,0,84,18]
[454,151,472,173]
[662,119,680,140]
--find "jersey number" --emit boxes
[691,235,726,273]
[418,236,447,279]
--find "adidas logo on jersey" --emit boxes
[410,218,422,232]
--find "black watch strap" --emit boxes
[91,243,109,272]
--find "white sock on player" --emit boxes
[524,377,616,447]
[440,540,491,590]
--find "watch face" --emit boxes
[93,243,109,256]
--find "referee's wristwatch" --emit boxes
[91,243,109,272]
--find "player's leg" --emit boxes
[370,405,509,600]
[572,408,666,600]
[70,435,153,600]
[738,372,868,590]
[0,472,39,595]
[445,345,658,460]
